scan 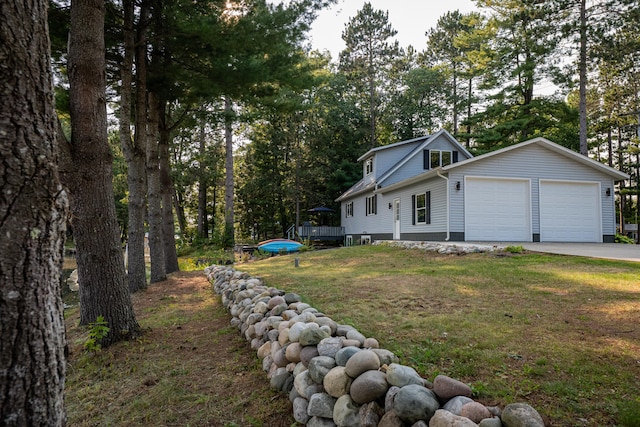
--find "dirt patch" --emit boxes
[64,271,294,426]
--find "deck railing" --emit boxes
[287,224,345,241]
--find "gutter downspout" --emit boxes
[437,170,450,241]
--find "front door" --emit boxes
[393,198,401,240]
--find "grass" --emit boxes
[64,271,294,427]
[238,245,640,426]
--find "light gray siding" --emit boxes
[342,193,394,236]
[449,144,618,238]
[386,176,448,237]
[373,141,422,180]
[382,134,473,187]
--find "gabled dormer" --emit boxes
[362,156,375,185]
[377,129,473,187]
[336,130,473,203]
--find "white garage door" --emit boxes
[465,177,531,241]
[540,181,601,242]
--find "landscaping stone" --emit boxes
[460,401,492,424]
[359,401,384,427]
[335,347,361,366]
[323,366,352,398]
[206,265,547,427]
[501,403,544,427]
[443,396,474,415]
[377,409,404,427]
[294,370,316,397]
[300,327,331,346]
[285,342,302,363]
[284,292,302,304]
[344,349,380,378]
[385,363,424,387]
[393,384,439,424]
[289,321,309,342]
[333,394,360,427]
[479,418,503,427]
[318,337,343,358]
[293,397,310,424]
[429,409,479,427]
[336,324,356,337]
[349,370,388,404]
[363,337,379,348]
[308,356,337,383]
[372,348,399,365]
[384,386,400,413]
[433,374,473,401]
[300,345,320,366]
[270,370,291,392]
[346,329,366,345]
[308,393,337,418]
[307,416,337,427]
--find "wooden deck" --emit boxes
[289,225,345,241]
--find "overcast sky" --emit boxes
[307,0,478,60]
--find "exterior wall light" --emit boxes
[455,181,461,191]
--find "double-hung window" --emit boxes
[345,201,354,218]
[365,158,374,175]
[412,191,431,225]
[366,194,377,216]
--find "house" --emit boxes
[336,129,629,244]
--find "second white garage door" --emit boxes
[465,177,531,241]
[539,180,601,242]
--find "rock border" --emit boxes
[205,263,545,427]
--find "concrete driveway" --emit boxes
[504,242,640,263]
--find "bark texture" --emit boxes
[159,124,179,273]
[67,0,141,343]
[123,0,148,292]
[146,91,166,283]
[0,0,68,424]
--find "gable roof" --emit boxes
[335,178,375,202]
[447,137,629,180]
[337,130,474,202]
[377,137,629,194]
[376,129,473,186]
[356,135,430,162]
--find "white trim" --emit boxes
[437,171,450,241]
[393,198,401,240]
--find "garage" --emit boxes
[464,177,532,241]
[539,180,601,242]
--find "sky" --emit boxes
[307,0,478,60]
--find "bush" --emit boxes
[615,234,636,244]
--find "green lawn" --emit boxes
[239,245,640,426]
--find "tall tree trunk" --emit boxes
[159,118,179,273]
[0,0,67,423]
[174,190,187,235]
[578,0,588,156]
[146,91,166,283]
[197,123,208,238]
[68,0,141,345]
[224,97,235,247]
[122,0,148,292]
